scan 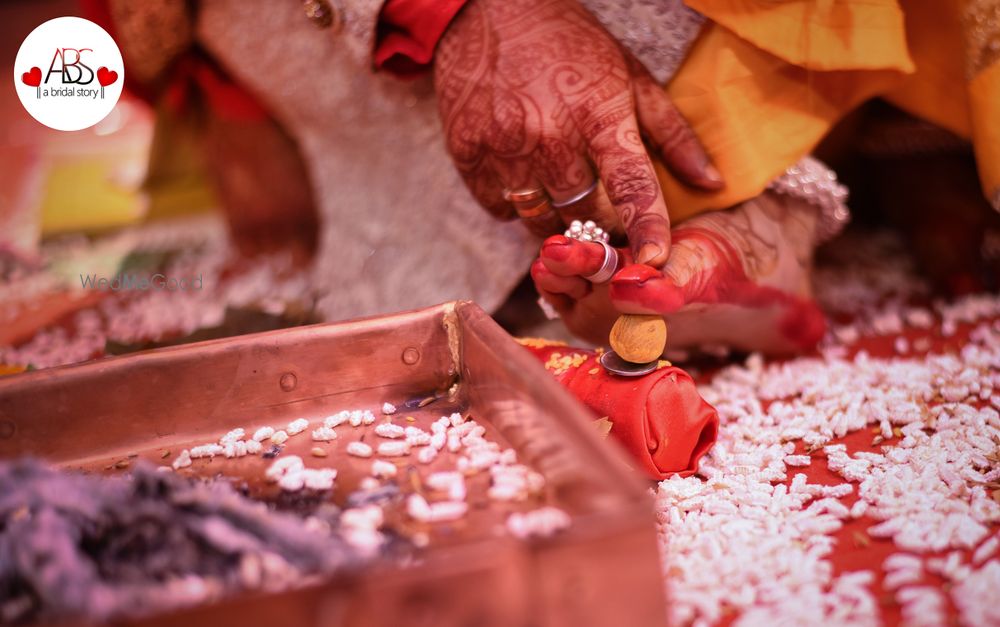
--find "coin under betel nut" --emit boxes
[609,314,668,364]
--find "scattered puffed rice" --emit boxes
[405,426,432,447]
[189,444,224,458]
[417,446,437,464]
[324,411,348,428]
[382,402,397,415]
[172,449,192,470]
[265,455,303,482]
[278,472,305,492]
[219,428,245,445]
[506,507,571,539]
[252,426,275,442]
[407,493,431,520]
[653,288,1000,626]
[346,442,373,458]
[374,423,405,439]
[424,501,468,522]
[430,431,446,450]
[371,460,397,478]
[302,468,337,490]
[287,418,309,435]
[377,441,410,457]
[349,410,364,427]
[270,430,289,445]
[312,426,338,441]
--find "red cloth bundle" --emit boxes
[520,341,719,480]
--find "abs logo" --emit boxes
[14,16,124,131]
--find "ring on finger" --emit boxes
[551,179,598,209]
[502,187,547,204]
[583,240,620,284]
[514,199,555,219]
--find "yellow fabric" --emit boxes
[655,0,913,221]
[968,62,1000,207]
[655,0,1000,221]
[685,0,915,72]
[882,0,970,138]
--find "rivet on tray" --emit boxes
[279,372,298,392]
[0,419,15,439]
[402,347,421,365]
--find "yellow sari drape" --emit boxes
[656,0,1000,221]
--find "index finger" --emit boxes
[573,89,672,267]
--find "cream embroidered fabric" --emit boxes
[581,0,705,83]
[197,0,538,321]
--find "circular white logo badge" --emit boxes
[13,16,124,131]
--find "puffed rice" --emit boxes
[377,441,410,457]
[654,290,1000,626]
[189,444,224,458]
[371,460,397,478]
[286,418,309,435]
[219,428,245,444]
[374,423,405,439]
[302,468,337,490]
[382,402,397,415]
[417,446,437,464]
[311,426,338,441]
[251,426,274,442]
[324,412,348,428]
[346,442,373,458]
[265,456,303,482]
[407,497,468,524]
[506,507,570,539]
[172,449,192,470]
[270,430,289,445]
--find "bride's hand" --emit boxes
[533,193,829,355]
[531,236,632,345]
[434,0,722,267]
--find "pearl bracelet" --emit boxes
[767,156,850,243]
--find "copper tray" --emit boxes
[0,302,666,626]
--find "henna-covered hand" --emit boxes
[434,0,722,267]
[534,193,827,354]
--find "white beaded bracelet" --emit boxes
[767,156,851,243]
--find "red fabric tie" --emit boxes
[521,343,719,480]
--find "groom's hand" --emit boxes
[433,0,722,267]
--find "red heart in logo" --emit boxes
[96,67,118,87]
[21,67,41,87]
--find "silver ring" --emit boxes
[551,179,598,209]
[583,240,619,284]
[502,187,547,204]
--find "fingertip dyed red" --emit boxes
[610,265,686,313]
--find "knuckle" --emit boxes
[657,122,697,154]
[604,159,658,209]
